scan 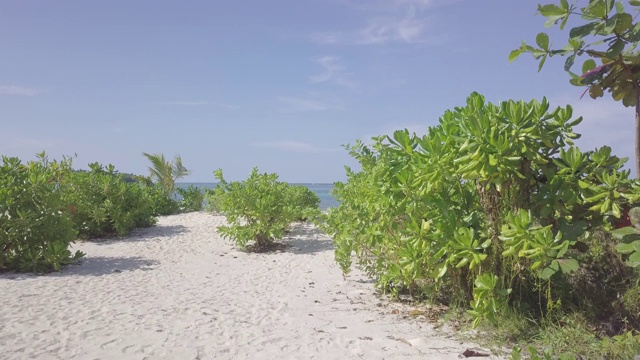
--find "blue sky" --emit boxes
[1,0,634,182]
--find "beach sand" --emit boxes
[0,212,503,359]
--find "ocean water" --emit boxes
[177,183,339,210]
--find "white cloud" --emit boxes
[0,85,43,96]
[309,56,356,88]
[276,96,341,112]
[251,141,338,154]
[162,101,240,109]
[310,0,440,45]
[4,136,56,150]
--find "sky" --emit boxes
[1,0,635,183]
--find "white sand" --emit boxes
[0,212,503,360]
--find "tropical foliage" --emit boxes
[208,167,320,251]
[510,0,640,176]
[0,153,83,273]
[61,162,157,238]
[142,152,190,195]
[324,92,640,344]
[176,185,205,212]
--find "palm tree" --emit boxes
[142,152,191,195]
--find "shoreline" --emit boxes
[0,212,502,359]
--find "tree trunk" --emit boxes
[637,92,640,179]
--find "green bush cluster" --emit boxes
[207,167,320,251]
[0,155,83,273]
[143,184,180,216]
[0,151,196,273]
[325,92,640,335]
[61,162,157,238]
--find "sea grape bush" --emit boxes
[0,154,83,273]
[176,185,204,212]
[209,167,320,251]
[61,162,157,238]
[325,92,640,327]
[143,183,180,216]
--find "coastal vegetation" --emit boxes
[0,152,203,273]
[207,167,320,251]
[511,0,640,177]
[0,154,83,273]
[323,92,640,358]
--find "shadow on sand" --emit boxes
[84,224,189,245]
[284,223,335,255]
[1,256,158,280]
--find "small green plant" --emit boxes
[0,153,84,273]
[209,167,320,251]
[176,185,204,212]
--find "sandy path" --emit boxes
[0,212,501,359]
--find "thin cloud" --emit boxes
[251,141,338,154]
[277,96,341,112]
[309,56,356,88]
[5,136,56,150]
[0,85,44,96]
[162,101,240,109]
[310,0,440,45]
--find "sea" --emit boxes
[177,183,339,210]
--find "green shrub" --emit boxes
[176,185,204,212]
[0,154,83,273]
[326,92,640,327]
[204,186,222,213]
[288,185,321,221]
[61,162,156,238]
[209,167,320,251]
[143,183,180,216]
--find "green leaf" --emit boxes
[589,84,604,98]
[536,32,550,50]
[628,251,640,266]
[538,53,548,72]
[569,22,597,38]
[611,226,640,239]
[564,54,575,71]
[631,0,640,6]
[539,266,556,279]
[557,258,579,274]
[582,59,597,74]
[508,48,524,63]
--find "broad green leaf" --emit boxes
[628,251,640,266]
[582,59,597,74]
[615,239,640,253]
[569,22,597,38]
[508,48,524,63]
[556,258,579,274]
[539,266,556,279]
[536,32,550,50]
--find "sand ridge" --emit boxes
[0,212,502,359]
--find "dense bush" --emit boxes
[208,167,320,251]
[143,183,180,216]
[176,185,204,212]
[0,154,83,273]
[325,92,640,333]
[61,162,157,238]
